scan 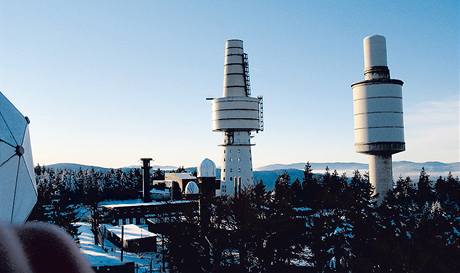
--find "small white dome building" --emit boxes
[198,158,216,178]
[184,181,199,195]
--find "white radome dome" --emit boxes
[0,91,37,224]
[198,158,216,178]
[184,181,199,195]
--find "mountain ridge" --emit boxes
[43,161,459,191]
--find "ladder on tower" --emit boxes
[258,96,264,132]
[243,53,251,96]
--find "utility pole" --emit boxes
[161,232,165,272]
[121,225,124,262]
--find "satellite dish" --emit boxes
[0,92,37,223]
[184,181,199,195]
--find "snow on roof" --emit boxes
[99,199,143,206]
[165,172,196,180]
[101,200,193,209]
[105,224,156,240]
[152,179,175,183]
[150,188,170,194]
[294,207,312,212]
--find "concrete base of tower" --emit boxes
[368,154,393,202]
[218,131,254,197]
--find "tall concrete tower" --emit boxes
[351,35,405,201]
[211,39,264,196]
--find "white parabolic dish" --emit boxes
[0,92,37,223]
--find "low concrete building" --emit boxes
[101,200,198,226]
[150,187,171,201]
[93,263,135,273]
[103,224,157,253]
[165,172,197,192]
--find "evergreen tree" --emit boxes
[34,163,42,175]
[88,201,102,245]
[175,166,186,173]
[165,212,205,272]
[48,195,81,244]
[266,173,306,270]
[153,168,165,180]
[416,167,434,205]
[302,162,320,208]
[374,176,417,272]
[309,208,353,272]
[346,171,379,272]
[291,178,303,207]
[408,202,460,272]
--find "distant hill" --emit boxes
[44,161,459,191]
[257,161,460,180]
[45,163,110,172]
[257,162,368,172]
[45,163,176,172]
[125,165,178,171]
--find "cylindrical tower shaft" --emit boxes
[221,131,253,196]
[352,35,405,201]
[368,154,393,197]
[223,39,248,97]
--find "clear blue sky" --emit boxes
[0,0,458,168]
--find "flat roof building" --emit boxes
[103,224,157,253]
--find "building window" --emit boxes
[230,177,233,181]
[140,218,145,224]
[118,219,123,226]
[132,218,136,225]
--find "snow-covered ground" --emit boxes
[98,199,144,206]
[101,200,193,209]
[78,222,164,272]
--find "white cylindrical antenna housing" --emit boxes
[364,35,387,69]
[363,35,390,80]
